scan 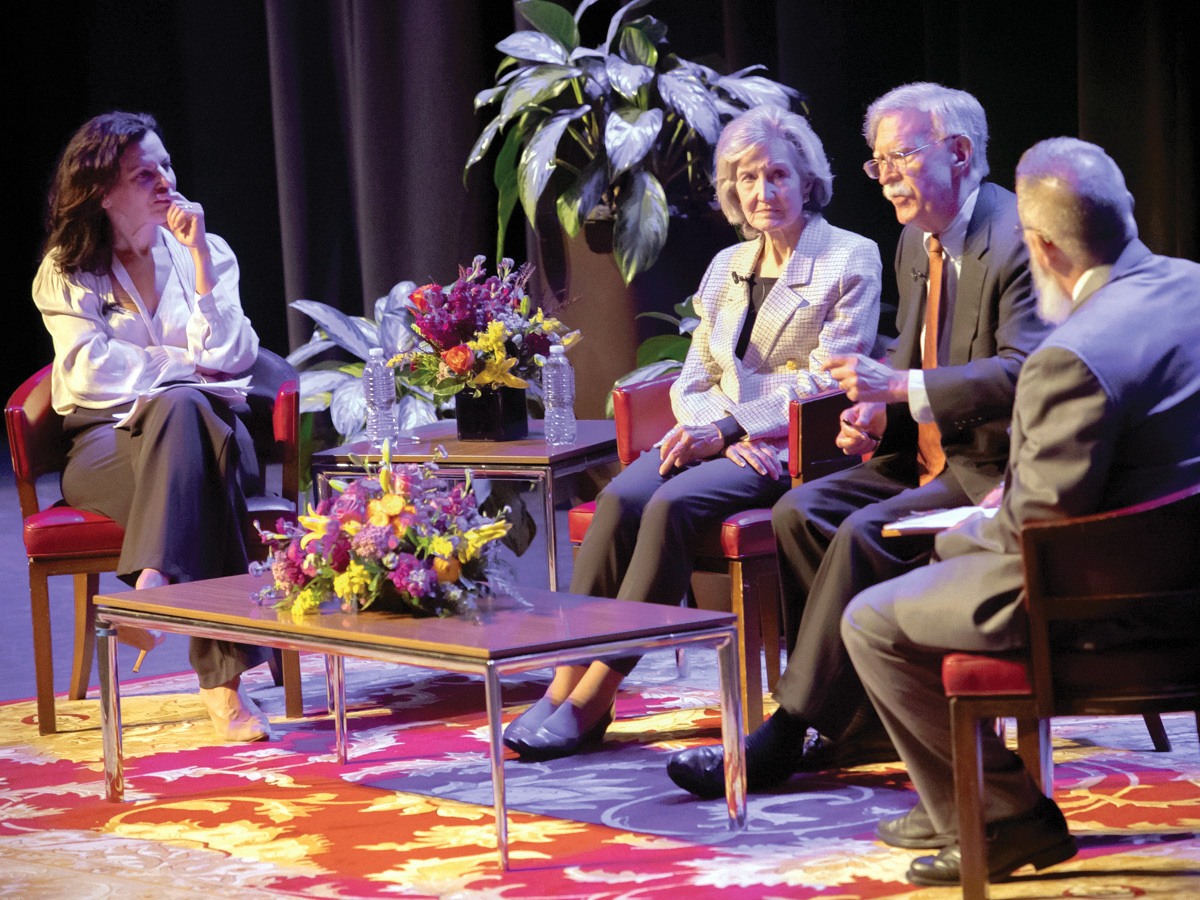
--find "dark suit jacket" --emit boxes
[929,239,1200,644]
[873,182,1051,502]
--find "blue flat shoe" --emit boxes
[501,696,561,751]
[509,703,614,761]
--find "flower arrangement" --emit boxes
[392,255,578,403]
[253,447,514,618]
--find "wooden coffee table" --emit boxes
[93,574,746,867]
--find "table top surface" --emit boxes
[94,575,734,661]
[312,419,616,467]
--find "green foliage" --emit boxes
[466,0,802,284]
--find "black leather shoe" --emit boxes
[667,714,813,799]
[875,803,951,849]
[791,731,901,773]
[502,696,560,752]
[907,796,1077,886]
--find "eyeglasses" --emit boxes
[863,135,958,180]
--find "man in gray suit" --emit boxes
[843,137,1200,886]
[668,83,1051,801]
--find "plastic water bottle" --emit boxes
[543,344,577,445]
[363,347,398,449]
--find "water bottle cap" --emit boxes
[369,347,385,358]
[550,344,566,356]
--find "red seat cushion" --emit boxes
[23,507,125,559]
[567,503,775,560]
[942,652,1033,697]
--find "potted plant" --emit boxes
[466,0,802,284]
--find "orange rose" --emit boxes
[410,284,437,312]
[442,344,474,374]
[433,556,462,583]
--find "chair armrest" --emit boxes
[788,389,857,484]
[612,374,677,466]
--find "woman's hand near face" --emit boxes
[725,439,783,479]
[658,423,724,475]
[167,191,217,294]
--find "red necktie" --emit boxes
[917,234,946,485]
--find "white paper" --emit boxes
[113,377,252,429]
[884,505,998,534]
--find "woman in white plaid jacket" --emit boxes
[505,105,882,761]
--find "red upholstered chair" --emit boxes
[942,483,1200,899]
[567,375,856,729]
[5,349,304,735]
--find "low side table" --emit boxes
[94,574,746,868]
[310,419,618,591]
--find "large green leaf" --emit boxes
[516,0,580,50]
[605,56,654,102]
[290,299,374,360]
[465,114,502,174]
[498,65,580,126]
[635,333,692,366]
[717,73,800,110]
[619,23,657,66]
[657,68,721,144]
[517,107,588,225]
[604,107,662,178]
[494,126,523,261]
[603,0,652,54]
[286,336,336,367]
[613,170,668,284]
[496,31,567,65]
[556,155,607,237]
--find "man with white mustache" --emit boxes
[668,83,1051,812]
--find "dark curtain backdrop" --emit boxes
[8,0,1195,403]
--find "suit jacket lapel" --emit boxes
[742,215,827,367]
[709,240,761,373]
[891,227,928,368]
[949,182,996,365]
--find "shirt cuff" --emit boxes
[714,415,746,448]
[907,370,936,423]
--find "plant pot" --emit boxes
[454,386,529,441]
[528,209,735,418]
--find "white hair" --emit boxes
[1016,137,1136,267]
[715,105,833,238]
[863,82,990,181]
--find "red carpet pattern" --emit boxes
[2,652,1198,898]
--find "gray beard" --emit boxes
[1032,257,1074,325]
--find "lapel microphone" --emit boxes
[730,270,754,285]
[911,267,928,283]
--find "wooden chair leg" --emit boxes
[728,559,764,732]
[1142,712,1171,751]
[29,566,58,736]
[1015,716,1053,794]
[746,556,782,690]
[69,573,99,700]
[281,650,304,718]
[951,698,990,900]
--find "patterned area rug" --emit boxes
[2,650,1198,898]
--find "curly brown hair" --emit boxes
[44,111,160,275]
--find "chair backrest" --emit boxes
[1021,481,1200,715]
[612,375,676,466]
[4,350,301,518]
[4,365,64,521]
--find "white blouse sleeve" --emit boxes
[181,233,259,375]
[33,254,196,412]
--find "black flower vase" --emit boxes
[454,386,529,441]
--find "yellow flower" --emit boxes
[291,586,322,616]
[298,505,333,548]
[333,560,371,600]
[428,536,455,558]
[342,520,362,537]
[468,320,510,357]
[460,520,511,561]
[474,355,528,389]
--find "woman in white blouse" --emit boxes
[33,111,270,742]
